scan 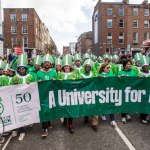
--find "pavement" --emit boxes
[1,114,150,150]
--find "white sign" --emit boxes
[0,83,40,132]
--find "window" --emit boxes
[107,8,112,16]
[106,48,110,53]
[119,19,124,28]
[22,25,28,34]
[144,9,149,16]
[107,39,112,44]
[133,32,138,43]
[133,8,138,16]
[107,32,112,36]
[10,14,16,22]
[144,20,149,28]
[133,20,138,28]
[107,19,112,28]
[11,26,16,34]
[22,14,28,21]
[11,37,17,47]
[119,32,124,44]
[119,7,124,16]
[23,37,28,48]
[144,32,149,40]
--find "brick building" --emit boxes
[76,31,92,54]
[4,8,57,58]
[92,0,150,56]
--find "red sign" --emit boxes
[14,47,22,55]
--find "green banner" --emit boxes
[38,77,150,122]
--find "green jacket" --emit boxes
[57,71,77,80]
[0,75,9,86]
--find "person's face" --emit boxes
[35,64,40,71]
[125,62,131,70]
[64,65,70,72]
[3,71,8,76]
[0,68,3,75]
[142,65,149,72]
[56,65,61,71]
[121,58,127,63]
[104,65,110,73]
[8,70,15,77]
[114,59,118,64]
[105,59,110,64]
[18,67,27,76]
[28,60,33,66]
[43,61,51,69]
[75,60,81,66]
[85,64,91,73]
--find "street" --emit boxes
[2,114,150,150]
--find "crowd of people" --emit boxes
[0,51,150,141]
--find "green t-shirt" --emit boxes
[99,71,114,77]
[30,71,38,81]
[0,75,9,86]
[37,68,57,81]
[27,65,35,73]
[118,69,137,77]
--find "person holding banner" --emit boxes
[27,58,35,74]
[0,60,8,86]
[99,63,117,127]
[79,58,99,131]
[10,54,34,141]
[37,54,57,137]
[57,55,77,133]
[55,57,62,75]
[138,55,150,124]
[118,59,137,124]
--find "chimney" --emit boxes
[122,0,129,4]
[142,0,148,5]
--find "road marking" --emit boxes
[2,134,12,150]
[115,126,136,150]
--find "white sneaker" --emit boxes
[126,114,131,121]
[101,115,107,121]
[122,118,126,124]
[18,133,25,141]
[12,131,17,137]
[141,120,148,124]
[111,121,117,127]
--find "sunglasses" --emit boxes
[106,66,110,69]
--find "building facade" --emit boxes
[4,8,57,58]
[69,42,76,55]
[76,31,92,54]
[92,0,150,56]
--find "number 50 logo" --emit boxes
[16,92,31,104]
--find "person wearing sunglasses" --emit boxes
[10,54,34,141]
[99,63,117,127]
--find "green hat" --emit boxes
[62,54,72,66]
[103,54,110,60]
[82,53,90,61]
[83,58,94,68]
[3,63,9,72]
[113,54,119,60]
[55,58,62,66]
[17,54,28,67]
[34,55,42,66]
[109,55,113,60]
[98,56,103,62]
[0,60,6,70]
[74,54,82,62]
[134,53,142,62]
[42,54,54,64]
[140,55,149,67]
[8,57,18,72]
[92,54,97,60]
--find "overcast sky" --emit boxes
[2,0,150,54]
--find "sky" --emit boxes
[2,0,150,54]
